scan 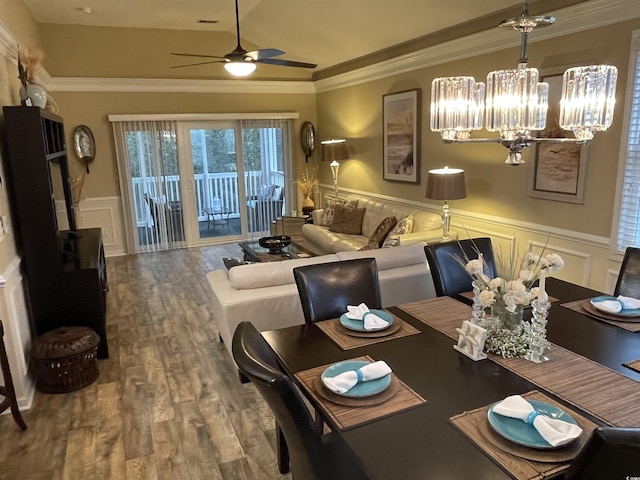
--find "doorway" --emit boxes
[112,116,294,253]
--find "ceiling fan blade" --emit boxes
[257,57,317,69]
[246,49,285,61]
[171,52,226,60]
[170,60,224,69]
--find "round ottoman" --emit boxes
[32,326,100,393]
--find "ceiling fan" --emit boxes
[171,0,317,76]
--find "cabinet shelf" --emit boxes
[2,106,108,358]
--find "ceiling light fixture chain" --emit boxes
[429,1,618,165]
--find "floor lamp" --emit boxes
[321,139,349,198]
[425,166,467,241]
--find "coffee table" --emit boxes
[239,240,315,262]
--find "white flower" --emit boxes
[518,269,535,282]
[544,253,564,272]
[524,252,540,265]
[465,259,483,276]
[488,277,504,291]
[478,289,496,308]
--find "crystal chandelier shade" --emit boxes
[485,66,549,141]
[559,65,618,141]
[430,76,485,140]
[429,1,618,164]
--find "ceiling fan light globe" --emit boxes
[224,61,256,76]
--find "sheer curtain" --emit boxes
[112,120,184,253]
[240,119,293,239]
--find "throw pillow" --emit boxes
[362,216,397,249]
[382,215,415,247]
[329,204,366,234]
[322,197,356,226]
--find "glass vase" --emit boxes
[491,303,524,332]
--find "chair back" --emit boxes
[425,238,497,297]
[614,247,640,298]
[231,322,331,480]
[565,427,640,479]
[293,258,382,323]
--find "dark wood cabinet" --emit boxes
[2,106,109,358]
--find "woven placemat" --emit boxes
[294,355,426,430]
[450,390,598,480]
[561,299,640,332]
[315,311,420,350]
[398,297,640,428]
[623,359,640,373]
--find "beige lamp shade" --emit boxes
[320,139,349,162]
[425,167,467,201]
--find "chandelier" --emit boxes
[429,1,618,165]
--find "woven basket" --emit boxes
[32,326,100,394]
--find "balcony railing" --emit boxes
[133,170,284,227]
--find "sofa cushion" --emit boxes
[360,216,397,250]
[329,204,366,234]
[322,197,356,226]
[229,254,339,289]
[382,215,414,247]
[337,242,428,271]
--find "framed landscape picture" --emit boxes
[528,70,589,204]
[383,89,420,183]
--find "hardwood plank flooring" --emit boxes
[0,243,292,480]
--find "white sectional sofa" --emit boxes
[302,194,444,254]
[207,242,436,358]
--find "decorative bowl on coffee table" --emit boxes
[258,235,292,254]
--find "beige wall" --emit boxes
[316,19,640,239]
[51,91,317,199]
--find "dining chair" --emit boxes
[293,258,382,323]
[564,427,640,479]
[614,246,640,298]
[424,237,498,297]
[232,321,369,480]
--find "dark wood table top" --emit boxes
[262,278,640,480]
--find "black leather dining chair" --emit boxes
[614,246,640,298]
[232,321,369,480]
[564,427,640,479]
[293,258,382,323]
[424,237,498,297]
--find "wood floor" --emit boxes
[0,243,292,480]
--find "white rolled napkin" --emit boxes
[617,295,640,309]
[345,303,389,330]
[593,299,623,314]
[492,395,583,447]
[322,360,392,394]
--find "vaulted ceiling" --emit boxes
[22,0,587,77]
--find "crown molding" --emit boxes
[47,76,316,94]
[314,0,640,93]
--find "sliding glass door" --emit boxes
[113,117,294,253]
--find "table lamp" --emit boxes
[321,139,349,198]
[425,166,467,241]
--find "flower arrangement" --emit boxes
[455,239,564,358]
[296,168,317,198]
[18,47,45,86]
[464,249,564,313]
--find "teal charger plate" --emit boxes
[321,360,391,398]
[339,309,393,332]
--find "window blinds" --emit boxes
[618,49,640,251]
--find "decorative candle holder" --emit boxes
[471,280,486,324]
[525,297,551,363]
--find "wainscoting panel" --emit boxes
[0,256,35,409]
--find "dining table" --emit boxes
[261,278,640,480]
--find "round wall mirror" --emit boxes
[73,125,96,173]
[300,121,315,161]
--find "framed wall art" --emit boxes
[528,69,589,204]
[383,89,420,183]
